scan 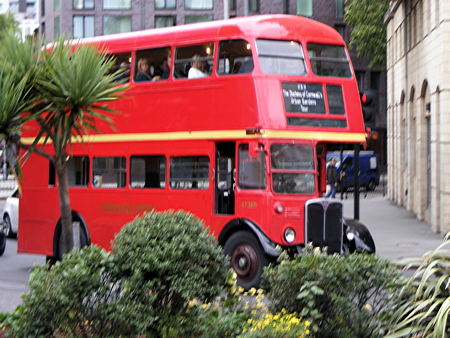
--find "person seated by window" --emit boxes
[153,52,171,81]
[238,57,254,74]
[116,61,130,83]
[135,58,152,82]
[188,54,208,79]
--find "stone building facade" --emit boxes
[386,0,450,233]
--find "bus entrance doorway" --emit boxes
[215,142,235,215]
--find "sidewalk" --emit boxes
[341,195,445,264]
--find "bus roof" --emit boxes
[76,15,345,52]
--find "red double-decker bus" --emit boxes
[19,15,373,288]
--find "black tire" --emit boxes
[55,220,89,261]
[3,214,14,238]
[0,232,6,256]
[366,179,377,192]
[223,231,268,290]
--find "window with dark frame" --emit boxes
[73,15,94,38]
[170,156,210,189]
[103,0,131,9]
[185,0,213,10]
[256,39,306,75]
[54,16,60,37]
[108,52,132,84]
[155,0,176,9]
[238,144,266,189]
[249,0,259,13]
[217,39,253,75]
[103,15,131,34]
[92,157,126,188]
[335,0,344,19]
[130,156,166,189]
[68,156,90,187]
[73,0,94,10]
[155,16,176,28]
[184,15,213,24]
[135,47,171,82]
[296,0,312,17]
[174,43,214,79]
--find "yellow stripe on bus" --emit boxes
[21,129,367,144]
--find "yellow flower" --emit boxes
[362,303,373,312]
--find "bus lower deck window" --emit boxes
[130,155,166,189]
[93,157,126,188]
[170,156,209,189]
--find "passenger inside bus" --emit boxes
[135,58,152,82]
[153,52,171,80]
[188,54,208,79]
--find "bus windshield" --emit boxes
[271,144,315,194]
[256,39,306,75]
[307,43,352,78]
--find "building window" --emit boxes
[229,0,236,11]
[185,15,212,24]
[73,0,94,9]
[54,0,60,11]
[185,0,213,10]
[103,16,131,34]
[41,0,45,16]
[103,0,131,9]
[170,156,210,189]
[334,24,345,39]
[155,0,176,9]
[155,16,176,28]
[93,157,126,188]
[54,16,60,37]
[296,0,312,17]
[249,0,259,13]
[335,0,344,19]
[40,22,46,38]
[73,16,94,38]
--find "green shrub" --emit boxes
[262,246,404,338]
[3,245,132,337]
[4,210,229,337]
[110,210,229,335]
[388,233,450,337]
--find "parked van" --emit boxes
[327,151,380,191]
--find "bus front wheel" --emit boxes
[224,231,268,290]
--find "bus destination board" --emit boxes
[282,82,325,114]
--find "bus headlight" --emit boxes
[346,232,355,241]
[284,228,295,243]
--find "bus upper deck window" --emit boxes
[174,43,214,79]
[217,39,253,75]
[109,52,132,84]
[255,39,306,75]
[307,43,352,78]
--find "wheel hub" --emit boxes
[231,244,258,281]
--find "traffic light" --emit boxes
[360,89,377,126]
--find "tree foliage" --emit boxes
[0,32,127,256]
[345,0,390,68]
[0,12,18,40]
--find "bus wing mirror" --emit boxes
[248,141,259,158]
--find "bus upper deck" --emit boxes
[23,15,365,143]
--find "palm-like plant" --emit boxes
[388,233,450,338]
[31,39,127,255]
[0,33,127,256]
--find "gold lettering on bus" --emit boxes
[241,201,258,209]
[100,203,155,215]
